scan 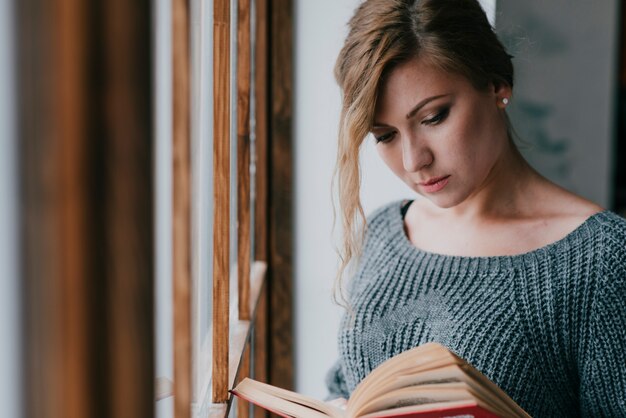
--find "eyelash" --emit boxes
[374,132,395,144]
[423,107,450,126]
[374,107,450,144]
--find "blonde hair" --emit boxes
[332,0,514,305]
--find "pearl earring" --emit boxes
[502,98,509,105]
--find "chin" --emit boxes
[429,200,458,209]
[422,194,466,210]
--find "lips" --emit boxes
[418,175,450,193]
[419,175,450,186]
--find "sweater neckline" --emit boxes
[389,200,610,264]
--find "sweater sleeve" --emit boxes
[579,256,626,416]
[325,359,350,401]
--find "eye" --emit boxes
[421,107,450,126]
[374,131,396,144]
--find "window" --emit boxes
[159,0,294,416]
[16,0,293,417]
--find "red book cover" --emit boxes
[368,402,501,418]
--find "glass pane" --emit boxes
[249,0,257,262]
[191,0,214,410]
[230,0,239,292]
[0,1,21,415]
[154,0,174,416]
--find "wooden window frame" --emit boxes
[171,0,294,416]
[19,1,155,417]
[17,0,292,415]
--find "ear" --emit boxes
[491,82,512,109]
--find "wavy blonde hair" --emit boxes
[332,0,514,305]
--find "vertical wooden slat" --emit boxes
[20,1,94,417]
[237,343,252,418]
[237,0,252,320]
[253,283,269,418]
[56,2,90,415]
[102,1,154,417]
[20,0,93,416]
[269,0,294,390]
[172,0,192,415]
[254,0,269,263]
[19,0,154,416]
[252,3,271,412]
[212,0,232,404]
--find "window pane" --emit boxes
[0,1,21,415]
[230,0,239,281]
[191,0,215,410]
[154,0,174,415]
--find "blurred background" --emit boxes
[1,0,623,417]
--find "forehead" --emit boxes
[374,56,474,120]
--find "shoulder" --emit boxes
[594,210,626,242]
[576,210,626,310]
[359,200,406,250]
[592,211,626,276]
[576,213,626,417]
[504,211,624,303]
[556,209,626,278]
[365,200,404,229]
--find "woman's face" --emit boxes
[372,56,512,209]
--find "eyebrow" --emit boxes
[405,94,450,119]
[372,94,451,128]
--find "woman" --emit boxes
[326,0,626,416]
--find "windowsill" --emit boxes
[156,260,267,418]
[156,377,174,401]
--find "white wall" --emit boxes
[496,0,618,207]
[0,0,22,416]
[293,0,496,398]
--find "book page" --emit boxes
[352,383,491,417]
[348,343,460,413]
[346,343,530,418]
[233,378,345,418]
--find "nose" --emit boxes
[401,135,433,172]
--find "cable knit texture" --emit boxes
[326,200,626,417]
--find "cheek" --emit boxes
[442,107,498,169]
[453,109,487,146]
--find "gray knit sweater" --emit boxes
[326,200,626,417]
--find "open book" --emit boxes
[231,342,531,418]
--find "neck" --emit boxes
[440,139,545,221]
